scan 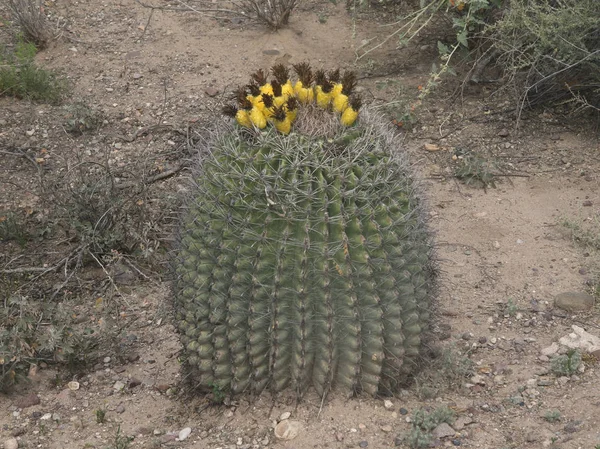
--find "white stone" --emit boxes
[383,400,394,410]
[279,412,291,421]
[178,427,191,441]
[541,342,559,356]
[558,325,600,353]
[274,420,301,440]
[41,413,52,420]
[3,438,18,449]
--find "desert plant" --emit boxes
[0,212,29,247]
[551,350,581,376]
[106,426,133,449]
[4,0,54,48]
[0,39,66,102]
[406,405,455,448]
[174,99,436,398]
[543,410,561,423]
[414,345,473,398]
[62,102,104,135]
[0,293,99,390]
[238,0,297,29]
[486,0,600,112]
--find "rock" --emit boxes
[525,432,537,442]
[582,200,593,207]
[554,292,595,312]
[15,393,40,409]
[478,336,487,344]
[541,343,559,356]
[394,435,403,446]
[113,381,125,392]
[104,357,111,364]
[558,325,600,353]
[399,408,408,415]
[452,439,462,446]
[380,425,393,432]
[498,129,510,137]
[262,49,281,55]
[67,381,80,391]
[178,427,192,441]
[537,377,553,386]
[205,87,220,97]
[335,432,344,441]
[115,403,126,414]
[155,384,170,393]
[279,411,291,421]
[453,416,475,430]
[432,422,455,439]
[132,73,143,79]
[128,378,142,389]
[4,438,18,449]
[359,441,369,448]
[383,400,394,410]
[274,420,301,440]
[470,375,486,386]
[136,427,153,436]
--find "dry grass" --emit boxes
[238,0,297,29]
[4,0,54,48]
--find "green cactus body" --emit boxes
[175,109,435,397]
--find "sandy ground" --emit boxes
[1,1,599,448]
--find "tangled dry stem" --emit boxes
[237,0,297,29]
[4,0,54,48]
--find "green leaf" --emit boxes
[437,41,450,55]
[457,30,468,48]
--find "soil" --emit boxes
[1,1,600,449]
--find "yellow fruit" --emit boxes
[296,87,314,104]
[332,83,343,97]
[341,106,359,126]
[235,110,252,128]
[259,83,274,96]
[286,108,297,122]
[249,107,267,129]
[274,117,292,134]
[316,87,333,109]
[282,81,295,97]
[333,93,349,113]
[274,95,286,108]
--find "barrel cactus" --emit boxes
[174,104,436,398]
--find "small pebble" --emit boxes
[399,408,408,415]
[478,336,487,344]
[279,412,291,421]
[452,439,462,446]
[359,441,369,448]
[178,427,192,441]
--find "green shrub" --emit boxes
[487,0,600,110]
[0,39,66,103]
[0,294,99,390]
[174,107,436,397]
[551,350,581,376]
[406,406,455,448]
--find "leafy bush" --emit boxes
[0,293,99,390]
[486,0,600,110]
[551,350,582,376]
[0,39,66,103]
[406,406,455,448]
[63,102,104,135]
